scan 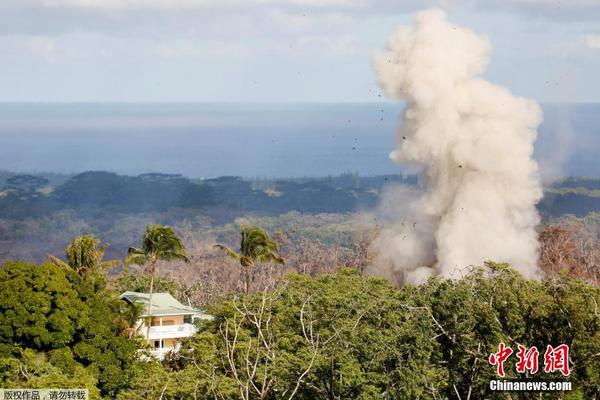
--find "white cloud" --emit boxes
[40,0,364,9]
[585,34,600,49]
[26,36,59,62]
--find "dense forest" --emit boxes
[2,171,600,398]
[2,171,599,221]
[1,170,600,263]
[2,258,599,399]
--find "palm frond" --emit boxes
[256,252,285,265]
[127,246,145,256]
[217,225,284,267]
[159,251,190,263]
[96,243,109,259]
[172,253,191,263]
[126,224,189,274]
[125,252,148,267]
[213,244,241,261]
[47,254,70,270]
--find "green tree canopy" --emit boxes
[122,265,600,400]
[0,261,139,398]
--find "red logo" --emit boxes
[489,342,513,377]
[489,343,570,377]
[544,344,570,376]
[515,344,539,374]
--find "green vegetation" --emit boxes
[48,234,120,278]
[0,171,391,221]
[0,261,139,398]
[122,266,600,399]
[1,256,599,399]
[0,171,393,263]
[2,172,600,398]
[215,226,285,294]
[3,171,600,264]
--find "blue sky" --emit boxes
[1,0,599,103]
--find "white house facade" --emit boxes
[120,291,212,360]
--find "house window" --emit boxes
[184,315,192,324]
[154,340,161,349]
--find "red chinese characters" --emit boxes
[489,342,513,377]
[515,344,539,374]
[544,344,570,376]
[489,343,570,377]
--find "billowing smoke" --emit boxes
[370,8,543,284]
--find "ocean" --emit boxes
[0,102,598,179]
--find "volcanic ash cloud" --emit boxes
[371,8,543,284]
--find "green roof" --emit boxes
[120,291,203,317]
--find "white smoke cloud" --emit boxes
[370,8,543,284]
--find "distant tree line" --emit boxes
[2,170,600,222]
[0,171,411,220]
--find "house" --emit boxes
[120,291,212,360]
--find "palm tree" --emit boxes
[115,301,146,338]
[214,225,284,294]
[48,234,120,278]
[126,224,189,332]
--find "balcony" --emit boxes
[145,324,197,340]
[149,347,176,360]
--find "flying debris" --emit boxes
[369,9,543,284]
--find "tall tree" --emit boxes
[126,225,189,330]
[115,301,146,338]
[48,234,120,278]
[214,225,284,294]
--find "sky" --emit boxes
[0,0,599,103]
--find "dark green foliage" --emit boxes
[0,171,397,223]
[2,258,600,399]
[3,171,600,237]
[538,178,600,217]
[0,262,83,350]
[4,172,600,264]
[0,261,138,398]
[539,190,600,217]
[122,266,600,400]
[53,171,192,213]
[0,349,102,400]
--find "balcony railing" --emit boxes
[145,324,197,340]
[149,347,175,360]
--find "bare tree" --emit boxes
[219,289,326,400]
[188,288,355,400]
[341,227,379,275]
[539,217,600,284]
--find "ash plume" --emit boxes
[370,8,543,284]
